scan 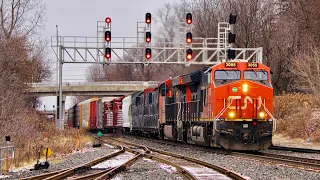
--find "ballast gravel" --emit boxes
[112,158,184,180]
[123,136,320,180]
[4,147,117,180]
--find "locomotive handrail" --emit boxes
[261,102,277,133]
[213,98,236,132]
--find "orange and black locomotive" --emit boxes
[158,61,275,150]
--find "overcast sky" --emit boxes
[39,0,179,111]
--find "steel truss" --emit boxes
[51,22,263,66]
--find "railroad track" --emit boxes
[106,136,247,180]
[20,146,141,180]
[232,151,320,170]
[268,145,320,154]
[123,135,320,171]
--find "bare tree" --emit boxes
[0,0,45,39]
[291,47,320,97]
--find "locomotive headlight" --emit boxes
[259,111,265,118]
[242,84,248,92]
[228,112,235,118]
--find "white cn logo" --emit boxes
[227,96,262,110]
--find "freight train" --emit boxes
[66,61,275,151]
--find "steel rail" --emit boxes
[21,147,124,180]
[44,147,125,180]
[268,145,320,154]
[99,136,195,180]
[127,135,320,171]
[93,154,142,180]
[67,168,114,180]
[20,170,67,180]
[232,152,320,170]
[110,137,247,180]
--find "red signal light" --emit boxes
[105,31,111,42]
[105,47,111,59]
[145,48,151,60]
[146,32,151,43]
[186,49,192,60]
[145,13,151,24]
[186,32,192,44]
[105,17,111,23]
[186,13,192,24]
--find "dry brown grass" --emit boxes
[0,110,92,168]
[274,93,320,142]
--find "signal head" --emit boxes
[105,47,111,59]
[186,32,192,44]
[105,17,111,23]
[146,32,151,43]
[229,14,237,24]
[145,12,151,24]
[145,48,152,60]
[227,49,236,59]
[228,32,236,43]
[186,13,192,24]
[186,49,193,60]
[105,31,111,42]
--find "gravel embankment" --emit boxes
[4,146,117,180]
[123,136,320,180]
[111,158,184,180]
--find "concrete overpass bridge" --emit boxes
[29,81,160,96]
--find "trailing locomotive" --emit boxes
[66,61,275,151]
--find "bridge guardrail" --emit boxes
[30,81,161,87]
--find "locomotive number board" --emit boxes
[247,62,259,68]
[225,62,237,67]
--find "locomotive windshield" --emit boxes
[244,70,268,81]
[214,70,240,80]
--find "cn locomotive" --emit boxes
[67,61,275,151]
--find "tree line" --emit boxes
[0,0,51,145]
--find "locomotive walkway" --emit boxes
[29,81,160,96]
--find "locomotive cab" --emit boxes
[209,61,275,151]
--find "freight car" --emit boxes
[67,98,100,129]
[66,97,125,133]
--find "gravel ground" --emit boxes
[111,157,184,180]
[122,135,320,180]
[3,146,117,180]
[263,149,320,160]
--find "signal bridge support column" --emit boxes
[58,45,64,130]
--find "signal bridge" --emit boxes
[51,13,263,129]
